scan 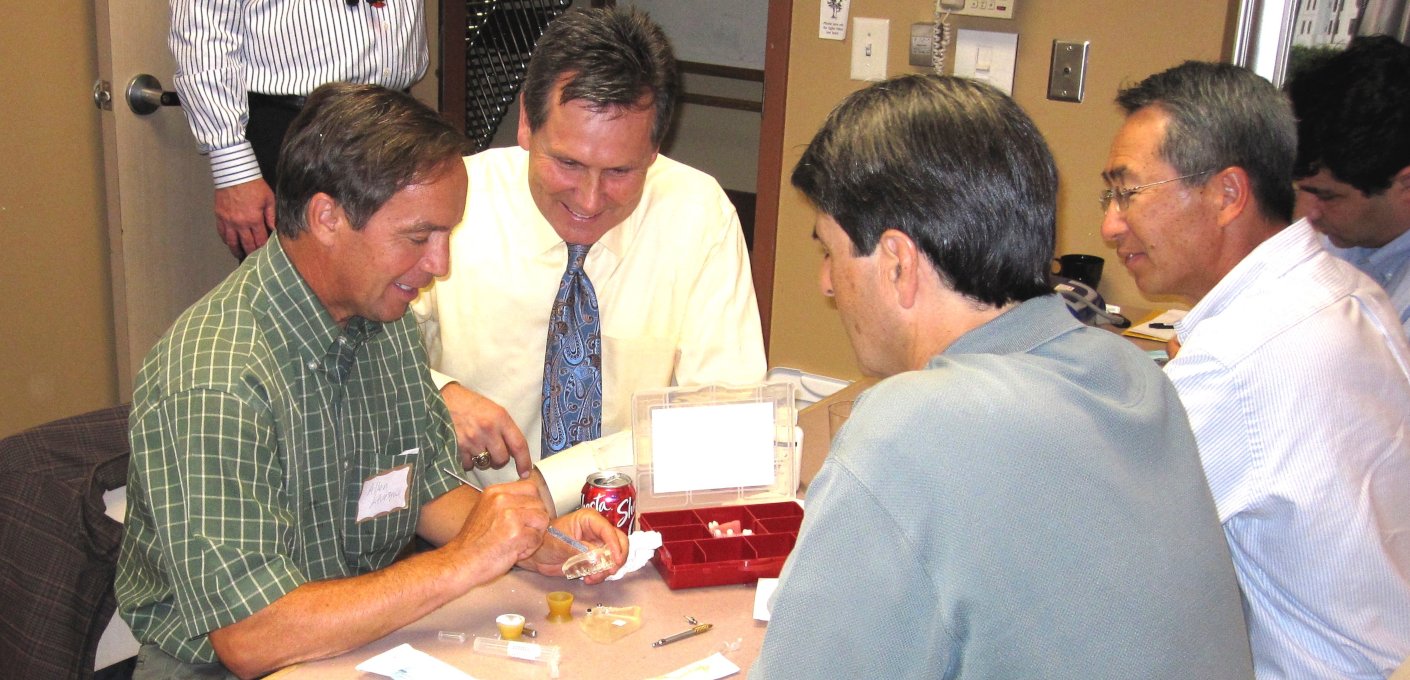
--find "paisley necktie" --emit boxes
[541,243,602,456]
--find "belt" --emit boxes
[248,92,307,110]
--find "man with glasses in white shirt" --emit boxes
[1102,61,1410,679]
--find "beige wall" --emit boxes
[0,1,118,437]
[0,0,1233,435]
[0,1,442,439]
[767,0,1234,380]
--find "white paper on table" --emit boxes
[645,652,741,680]
[650,402,775,494]
[753,578,780,621]
[1124,308,1189,342]
[607,530,663,581]
[356,643,478,679]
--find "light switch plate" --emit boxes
[953,29,1018,95]
[850,17,890,81]
[1048,39,1089,103]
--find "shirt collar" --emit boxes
[1329,224,1410,278]
[1180,218,1316,335]
[253,235,383,380]
[934,294,1082,364]
[320,316,384,384]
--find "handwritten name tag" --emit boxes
[356,464,411,522]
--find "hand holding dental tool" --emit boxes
[443,466,613,578]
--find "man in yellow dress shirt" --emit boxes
[413,7,766,514]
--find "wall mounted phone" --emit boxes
[929,0,1015,74]
[942,0,1015,19]
[930,1,958,73]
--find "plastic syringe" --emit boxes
[472,637,561,678]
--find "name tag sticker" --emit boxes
[357,464,412,522]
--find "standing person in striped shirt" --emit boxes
[1101,61,1410,679]
[169,0,428,259]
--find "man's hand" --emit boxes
[519,509,629,584]
[443,480,551,586]
[207,481,553,678]
[215,178,276,258]
[441,382,532,478]
[1165,335,1182,360]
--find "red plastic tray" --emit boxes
[638,501,803,589]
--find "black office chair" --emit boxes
[0,405,132,679]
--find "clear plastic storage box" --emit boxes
[631,382,802,589]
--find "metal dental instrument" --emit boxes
[442,466,590,555]
[546,526,591,554]
[442,465,484,491]
[652,622,713,648]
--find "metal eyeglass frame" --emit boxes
[1100,170,1215,212]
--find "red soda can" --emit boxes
[580,471,636,531]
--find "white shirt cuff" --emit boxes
[210,142,263,189]
[538,431,634,517]
[430,369,456,392]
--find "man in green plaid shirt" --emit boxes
[115,83,628,679]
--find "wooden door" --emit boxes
[94,0,236,396]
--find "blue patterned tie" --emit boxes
[541,243,602,456]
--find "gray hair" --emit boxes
[1116,61,1296,224]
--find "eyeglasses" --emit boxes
[1099,170,1215,212]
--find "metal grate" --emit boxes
[462,0,573,151]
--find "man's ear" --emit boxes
[1212,166,1252,228]
[878,229,921,309]
[517,97,532,150]
[1390,166,1410,198]
[305,192,345,247]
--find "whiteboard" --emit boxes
[627,0,768,70]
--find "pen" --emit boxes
[652,623,713,647]
[1149,322,1176,330]
[442,466,590,555]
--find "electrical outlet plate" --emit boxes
[850,17,889,81]
[909,23,934,67]
[1047,39,1089,103]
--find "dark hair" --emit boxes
[1285,35,1410,195]
[791,74,1057,307]
[521,6,679,147]
[1116,61,1296,223]
[275,83,473,237]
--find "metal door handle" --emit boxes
[126,74,181,115]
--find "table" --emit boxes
[269,564,768,679]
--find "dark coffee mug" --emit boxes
[1055,254,1104,288]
